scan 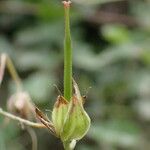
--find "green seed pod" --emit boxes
[60,95,91,141]
[52,96,69,136]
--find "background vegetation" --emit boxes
[0,0,150,150]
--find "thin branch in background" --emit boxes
[0,53,22,90]
[0,108,46,128]
[0,54,6,85]
[6,55,22,91]
[27,127,38,150]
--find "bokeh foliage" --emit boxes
[0,0,150,150]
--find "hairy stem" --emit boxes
[63,1,72,101]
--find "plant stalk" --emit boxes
[63,1,72,101]
[63,141,73,150]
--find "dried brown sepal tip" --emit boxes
[62,0,72,8]
[35,107,56,136]
[54,96,68,108]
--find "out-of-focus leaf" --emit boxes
[142,49,150,65]
[88,120,140,148]
[0,131,6,150]
[0,122,20,150]
[102,24,130,44]
[15,22,63,47]
[0,36,14,54]
[132,1,150,30]
[14,51,61,71]
[23,73,56,103]
[74,43,143,71]
[72,0,124,6]
[38,2,63,20]
[129,71,150,96]
[135,99,150,121]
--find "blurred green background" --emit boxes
[0,0,150,150]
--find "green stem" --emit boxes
[63,1,72,101]
[63,141,71,150]
[63,141,74,150]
